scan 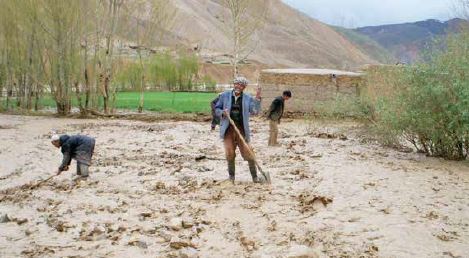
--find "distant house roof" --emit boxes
[261,69,362,77]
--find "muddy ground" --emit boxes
[0,114,468,258]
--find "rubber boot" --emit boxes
[77,163,89,177]
[249,161,261,183]
[228,160,235,183]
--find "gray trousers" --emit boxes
[77,163,89,177]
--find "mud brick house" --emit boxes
[259,69,363,113]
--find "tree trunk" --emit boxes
[137,50,145,113]
[56,100,68,116]
[102,74,109,114]
[101,0,122,114]
[233,60,238,78]
[110,89,117,114]
[27,86,33,110]
[34,87,39,111]
[75,81,86,115]
[26,22,37,111]
[138,75,145,113]
[85,67,90,109]
[6,94,9,110]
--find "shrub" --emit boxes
[148,51,199,91]
[114,61,143,91]
[148,52,178,90]
[368,32,469,160]
[201,75,217,91]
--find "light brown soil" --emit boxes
[0,114,468,258]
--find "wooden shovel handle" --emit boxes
[227,116,256,158]
[226,116,271,183]
[29,174,56,190]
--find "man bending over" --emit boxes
[51,134,96,180]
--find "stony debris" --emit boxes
[1,116,468,258]
[21,245,55,257]
[313,132,347,140]
[47,218,73,232]
[442,251,463,258]
[128,238,148,249]
[298,193,333,213]
[239,236,257,251]
[0,213,28,225]
[435,229,459,242]
[170,236,196,250]
[79,225,107,241]
[139,211,153,220]
[267,220,277,232]
[179,247,199,258]
[0,124,15,129]
[0,213,11,223]
[157,229,173,242]
[168,217,183,231]
[182,218,195,229]
[286,244,320,258]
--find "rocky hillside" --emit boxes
[164,0,376,71]
[333,26,395,64]
[354,18,468,63]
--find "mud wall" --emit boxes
[259,71,363,113]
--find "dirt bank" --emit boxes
[0,114,468,257]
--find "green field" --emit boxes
[2,92,219,113]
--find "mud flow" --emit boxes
[1,114,468,257]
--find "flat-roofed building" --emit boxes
[259,68,363,113]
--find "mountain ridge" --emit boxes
[353,18,468,63]
[162,0,376,71]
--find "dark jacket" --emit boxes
[211,95,221,114]
[59,135,96,170]
[211,95,221,127]
[267,96,284,122]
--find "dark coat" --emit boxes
[267,96,284,121]
[211,95,221,115]
[211,95,221,127]
[59,135,95,170]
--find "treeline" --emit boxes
[115,52,216,93]
[0,0,213,115]
[0,0,124,115]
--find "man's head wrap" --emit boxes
[233,76,249,86]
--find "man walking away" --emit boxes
[215,76,262,183]
[51,134,96,180]
[210,93,222,131]
[267,90,292,146]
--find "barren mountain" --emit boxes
[355,18,469,63]
[166,0,376,70]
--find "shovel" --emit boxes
[29,174,58,190]
[227,116,271,184]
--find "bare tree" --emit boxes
[222,0,270,77]
[125,0,175,113]
[73,0,99,115]
[0,1,19,110]
[0,0,41,110]
[0,0,186,115]
[97,0,125,114]
[36,0,87,115]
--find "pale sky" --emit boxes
[282,0,456,28]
